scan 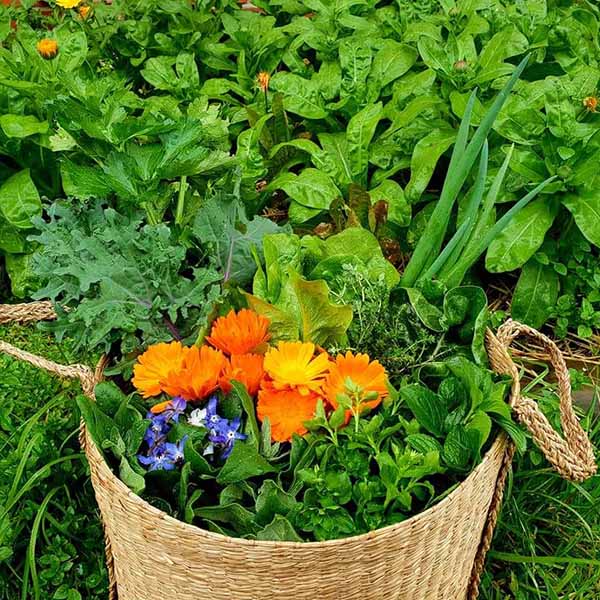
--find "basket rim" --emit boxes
[85,425,508,549]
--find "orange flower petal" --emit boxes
[263,341,330,396]
[220,353,265,396]
[161,345,228,401]
[324,352,388,414]
[132,341,189,398]
[150,400,171,414]
[257,387,320,442]
[206,309,270,356]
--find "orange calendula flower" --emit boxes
[78,4,91,18]
[161,345,227,401]
[324,352,388,416]
[257,386,320,442]
[263,341,330,396]
[132,341,189,398]
[257,71,270,92]
[220,353,265,396]
[37,38,58,59]
[206,309,270,356]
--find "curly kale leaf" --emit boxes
[30,203,221,353]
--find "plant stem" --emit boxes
[175,175,187,226]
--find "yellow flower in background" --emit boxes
[36,38,58,60]
[263,341,330,396]
[56,0,82,7]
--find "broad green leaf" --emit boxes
[405,129,456,204]
[216,441,277,484]
[406,287,447,332]
[0,219,27,253]
[486,198,557,273]
[56,29,88,72]
[119,457,145,494]
[563,190,600,247]
[270,72,328,119]
[478,27,529,72]
[346,102,383,186]
[141,56,179,91]
[270,168,341,210]
[256,515,303,541]
[369,40,418,91]
[5,253,38,299]
[369,179,410,227]
[400,384,446,437]
[61,160,113,200]
[255,480,297,526]
[195,503,257,536]
[0,115,48,138]
[511,259,559,329]
[339,38,372,102]
[0,169,42,229]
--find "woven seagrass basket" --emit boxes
[1,301,596,600]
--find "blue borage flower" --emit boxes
[188,396,247,459]
[138,397,188,471]
[138,437,187,472]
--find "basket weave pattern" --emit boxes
[1,302,596,600]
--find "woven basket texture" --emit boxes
[1,302,595,600]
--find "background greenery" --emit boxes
[0,324,598,599]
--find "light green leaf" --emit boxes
[270,72,328,119]
[369,40,418,90]
[61,160,113,200]
[369,179,410,226]
[486,198,557,273]
[563,190,600,247]
[0,169,42,229]
[0,114,48,138]
[405,129,456,204]
[269,168,340,210]
[346,102,383,186]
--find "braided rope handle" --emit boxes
[487,319,597,482]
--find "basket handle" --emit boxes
[0,301,99,396]
[486,319,597,482]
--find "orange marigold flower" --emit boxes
[78,4,91,18]
[161,345,227,401]
[206,309,270,356]
[324,352,388,416]
[132,341,189,398]
[37,38,58,59]
[263,341,330,396]
[220,353,265,396]
[257,386,320,442]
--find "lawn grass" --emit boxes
[1,323,598,599]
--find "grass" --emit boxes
[0,324,598,599]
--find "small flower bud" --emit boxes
[37,38,58,60]
[79,5,91,19]
[583,96,598,112]
[453,60,469,72]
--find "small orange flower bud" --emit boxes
[583,96,598,113]
[453,59,469,72]
[37,38,58,60]
[257,71,270,92]
[79,5,91,18]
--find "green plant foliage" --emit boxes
[29,202,222,356]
